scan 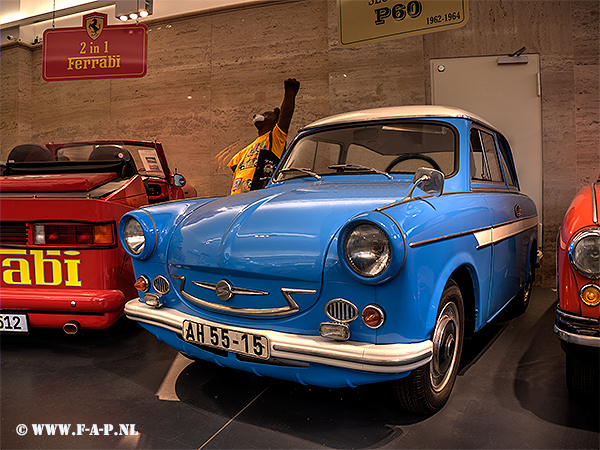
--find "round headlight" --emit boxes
[569,229,600,279]
[123,217,145,255]
[344,223,391,278]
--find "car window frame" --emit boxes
[274,119,460,183]
[470,125,508,189]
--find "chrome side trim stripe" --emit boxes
[592,183,598,225]
[410,215,538,249]
[124,300,433,374]
[377,191,472,212]
[409,226,491,248]
[474,216,538,249]
[171,275,312,317]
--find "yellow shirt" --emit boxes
[227,124,287,195]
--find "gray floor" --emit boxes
[1,287,599,449]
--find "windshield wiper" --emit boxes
[328,164,392,180]
[278,167,322,180]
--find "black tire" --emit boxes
[513,256,534,316]
[396,279,465,414]
[566,353,599,398]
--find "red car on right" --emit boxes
[556,181,600,397]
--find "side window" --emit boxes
[470,129,488,180]
[480,131,503,182]
[470,129,503,183]
[496,134,517,187]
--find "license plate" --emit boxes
[0,313,29,333]
[182,320,270,360]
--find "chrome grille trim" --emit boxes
[171,275,315,317]
[325,299,359,323]
[192,280,268,296]
[153,275,170,294]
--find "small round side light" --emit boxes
[362,304,385,329]
[580,283,600,307]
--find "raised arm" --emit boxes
[277,78,300,133]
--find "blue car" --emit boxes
[120,106,539,413]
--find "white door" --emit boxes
[431,55,543,223]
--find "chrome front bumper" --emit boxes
[554,308,600,348]
[125,299,433,374]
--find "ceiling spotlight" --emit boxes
[115,0,153,21]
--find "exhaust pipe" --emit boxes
[63,321,80,335]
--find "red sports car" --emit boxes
[556,181,600,396]
[0,141,196,334]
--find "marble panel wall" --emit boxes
[1,43,33,152]
[422,0,599,285]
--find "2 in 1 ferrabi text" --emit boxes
[16,423,138,436]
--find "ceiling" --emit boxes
[1,0,258,43]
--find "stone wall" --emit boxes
[1,0,598,286]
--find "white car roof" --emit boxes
[303,105,497,131]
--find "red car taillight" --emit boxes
[33,223,115,246]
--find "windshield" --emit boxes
[56,144,166,178]
[274,121,456,182]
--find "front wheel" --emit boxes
[395,279,465,414]
[566,352,599,398]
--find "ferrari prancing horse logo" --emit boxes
[85,15,104,40]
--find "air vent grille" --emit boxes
[325,299,359,323]
[0,222,28,246]
[153,275,170,294]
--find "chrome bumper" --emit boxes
[554,308,600,349]
[125,299,433,374]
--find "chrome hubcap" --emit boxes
[430,301,460,393]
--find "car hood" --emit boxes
[167,180,411,283]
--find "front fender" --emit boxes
[119,197,220,264]
[421,250,486,337]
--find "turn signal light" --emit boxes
[362,304,385,329]
[580,284,600,306]
[134,275,150,292]
[93,224,114,245]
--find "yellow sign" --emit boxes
[1,249,81,287]
[338,0,468,47]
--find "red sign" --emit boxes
[42,12,147,82]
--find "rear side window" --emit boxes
[497,134,517,187]
[470,129,504,183]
